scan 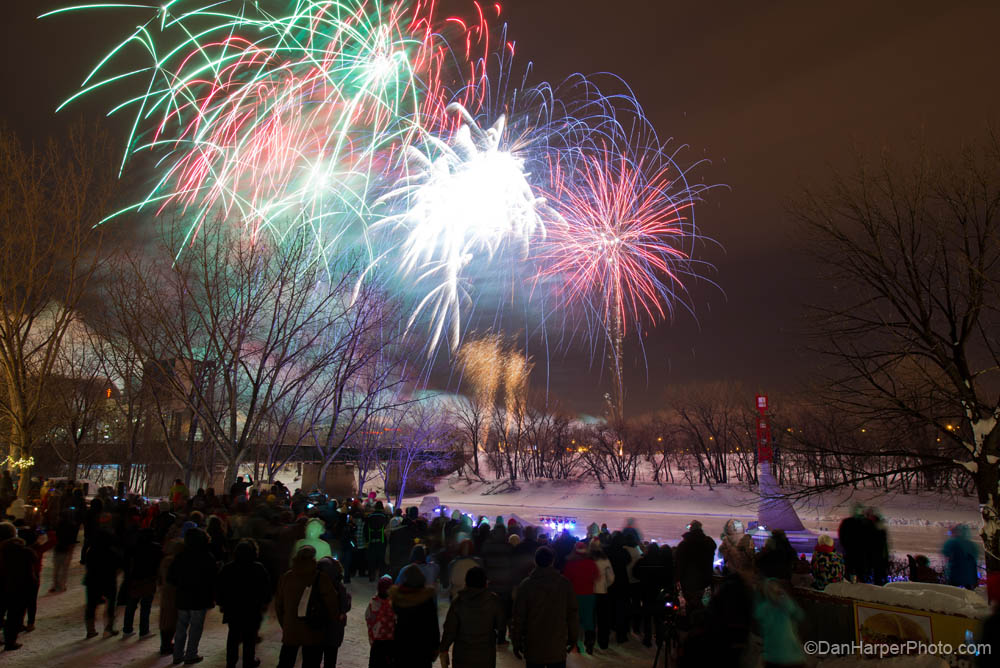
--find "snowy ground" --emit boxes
[414,477,982,559]
[6,555,956,668]
[4,557,662,668]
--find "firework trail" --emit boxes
[374,101,551,352]
[48,1,715,375]
[46,0,497,254]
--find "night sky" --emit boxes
[4,1,1000,415]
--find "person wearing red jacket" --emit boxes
[562,541,600,654]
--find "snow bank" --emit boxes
[822,581,990,619]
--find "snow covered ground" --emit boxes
[4,557,662,668]
[413,476,982,559]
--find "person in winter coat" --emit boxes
[590,539,616,651]
[943,524,980,590]
[0,521,34,651]
[838,504,872,583]
[563,541,600,654]
[634,542,674,647]
[365,576,396,668]
[18,526,53,632]
[440,566,502,668]
[50,508,79,592]
[275,545,339,668]
[758,530,798,582]
[84,529,123,639]
[122,528,162,637]
[605,531,632,643]
[365,502,389,581]
[480,525,514,644]
[511,526,540,587]
[388,513,418,579]
[217,539,272,668]
[293,518,332,564]
[396,544,440,593]
[389,564,440,668]
[167,527,219,665]
[317,556,351,668]
[158,539,184,655]
[754,578,805,668]
[909,555,940,584]
[449,540,482,600]
[511,547,578,666]
[810,534,845,591]
[719,519,755,574]
[673,520,716,618]
[866,508,890,586]
[623,531,643,635]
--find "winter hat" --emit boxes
[451,509,463,521]
[534,546,555,568]
[401,565,427,589]
[377,575,393,597]
[507,518,518,527]
[817,534,834,548]
[574,541,589,555]
[465,566,487,589]
[688,520,703,532]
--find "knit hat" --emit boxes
[377,575,393,597]
[401,565,426,589]
[574,541,589,555]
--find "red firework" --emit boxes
[536,145,695,334]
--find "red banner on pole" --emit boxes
[756,394,772,462]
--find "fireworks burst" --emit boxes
[49,0,717,381]
[376,102,548,352]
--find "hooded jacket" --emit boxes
[291,518,332,563]
[674,527,716,592]
[390,582,440,667]
[167,529,218,610]
[274,550,338,647]
[0,535,34,597]
[634,544,674,596]
[217,543,272,625]
[481,528,514,593]
[942,525,980,589]
[440,586,502,668]
[511,566,578,664]
[719,520,755,573]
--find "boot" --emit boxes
[585,630,596,654]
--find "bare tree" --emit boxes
[381,400,456,507]
[0,123,116,497]
[795,132,1000,568]
[43,325,116,477]
[113,222,383,489]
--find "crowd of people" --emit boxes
[0,474,987,668]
